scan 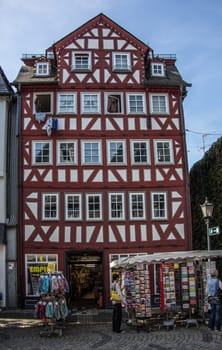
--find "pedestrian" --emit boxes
[206,268,222,332]
[111,273,126,333]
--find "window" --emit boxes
[57,141,77,165]
[82,141,101,164]
[131,141,149,164]
[150,94,169,114]
[107,141,125,164]
[65,194,82,220]
[81,93,100,114]
[42,194,59,220]
[151,192,167,219]
[34,93,52,113]
[154,140,173,164]
[86,194,102,220]
[112,53,131,71]
[26,254,58,296]
[32,141,52,165]
[36,62,49,76]
[109,193,125,220]
[151,63,165,77]
[72,52,91,71]
[58,93,76,114]
[127,94,146,114]
[105,93,123,114]
[129,193,145,220]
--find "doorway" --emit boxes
[66,252,103,308]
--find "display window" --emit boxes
[25,254,58,296]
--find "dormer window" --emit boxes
[112,53,131,72]
[72,52,92,71]
[36,62,49,76]
[151,62,165,77]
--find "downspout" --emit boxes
[180,84,192,250]
[15,87,23,307]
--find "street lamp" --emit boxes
[200,197,214,251]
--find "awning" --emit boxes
[110,250,222,269]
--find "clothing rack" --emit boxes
[35,271,69,337]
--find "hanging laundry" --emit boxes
[43,118,53,136]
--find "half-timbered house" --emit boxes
[14,13,191,308]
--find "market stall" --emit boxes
[111,250,222,330]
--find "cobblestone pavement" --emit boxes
[1,318,222,350]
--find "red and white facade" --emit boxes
[15,13,191,307]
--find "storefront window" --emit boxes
[109,253,147,284]
[25,254,58,296]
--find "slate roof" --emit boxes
[144,64,191,88]
[0,66,14,95]
[13,65,57,85]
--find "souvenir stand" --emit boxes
[117,263,153,332]
[111,250,222,331]
[35,271,69,336]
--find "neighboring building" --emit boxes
[14,13,191,308]
[0,66,18,308]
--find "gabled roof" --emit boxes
[0,66,14,95]
[51,13,150,54]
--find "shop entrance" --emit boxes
[66,252,103,308]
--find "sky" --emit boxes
[1,0,222,169]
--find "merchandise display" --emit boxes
[123,264,152,319]
[161,263,176,311]
[35,272,69,336]
[114,260,215,329]
[111,250,222,330]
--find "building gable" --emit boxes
[52,13,150,87]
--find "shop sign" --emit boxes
[47,263,56,272]
[29,265,48,277]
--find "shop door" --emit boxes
[67,253,103,307]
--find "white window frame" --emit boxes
[126,93,146,114]
[65,193,82,221]
[57,93,76,114]
[112,52,131,72]
[107,140,126,165]
[33,92,53,114]
[151,62,165,77]
[129,192,146,220]
[57,140,77,165]
[72,51,92,71]
[82,140,102,165]
[109,253,148,289]
[32,141,52,165]
[151,192,167,220]
[36,62,49,76]
[86,193,102,221]
[25,254,58,296]
[42,193,59,220]
[81,93,101,114]
[154,139,174,164]
[109,193,125,220]
[149,93,169,114]
[104,92,123,114]
[131,140,150,164]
